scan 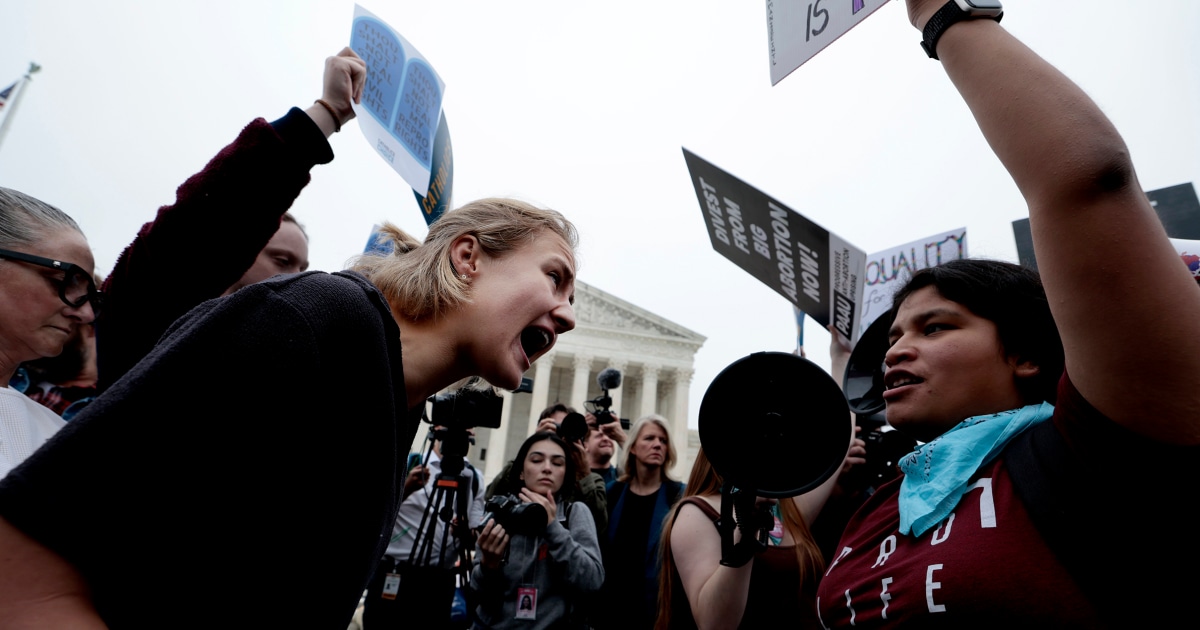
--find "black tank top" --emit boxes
[665,496,821,629]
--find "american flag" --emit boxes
[0,81,16,110]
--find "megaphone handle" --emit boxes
[718,483,765,568]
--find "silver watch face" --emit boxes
[962,0,1003,10]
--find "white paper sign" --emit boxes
[766,0,891,85]
[859,228,968,338]
[350,5,445,195]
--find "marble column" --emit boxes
[570,354,594,410]
[671,368,693,472]
[639,362,661,420]
[527,353,556,436]
[484,390,515,482]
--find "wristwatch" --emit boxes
[921,0,1003,60]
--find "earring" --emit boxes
[460,274,469,280]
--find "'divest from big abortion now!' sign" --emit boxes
[683,148,865,346]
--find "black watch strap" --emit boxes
[921,1,1003,60]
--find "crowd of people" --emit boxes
[1,0,1198,627]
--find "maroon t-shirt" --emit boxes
[816,457,1100,628]
[816,378,1112,628]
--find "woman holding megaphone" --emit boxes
[654,443,863,630]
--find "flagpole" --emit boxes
[0,62,42,153]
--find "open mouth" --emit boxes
[520,326,553,360]
[884,372,924,390]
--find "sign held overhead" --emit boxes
[766,0,891,85]
[683,148,866,347]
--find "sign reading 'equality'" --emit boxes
[766,0,891,85]
[683,149,866,346]
[860,228,968,333]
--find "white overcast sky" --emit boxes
[1,1,1197,428]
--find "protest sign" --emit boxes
[683,148,866,346]
[363,224,394,256]
[350,4,445,195]
[412,112,453,225]
[1014,182,1200,270]
[766,0,890,85]
[860,228,968,334]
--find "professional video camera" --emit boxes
[699,352,851,568]
[585,368,625,427]
[429,386,504,431]
[481,495,548,536]
[403,384,502,572]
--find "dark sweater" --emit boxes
[0,271,421,629]
[96,108,333,392]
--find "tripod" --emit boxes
[409,426,476,572]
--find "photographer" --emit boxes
[484,403,572,501]
[365,427,485,630]
[470,432,603,629]
[583,412,625,484]
[487,405,610,533]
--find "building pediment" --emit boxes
[574,281,706,346]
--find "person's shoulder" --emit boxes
[0,389,66,430]
[252,270,373,302]
[240,271,389,327]
[565,498,597,529]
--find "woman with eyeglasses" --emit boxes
[0,188,100,478]
[0,50,580,629]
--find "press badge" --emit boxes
[381,572,401,600]
[515,586,537,620]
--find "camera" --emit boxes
[585,368,623,426]
[556,412,589,445]
[428,386,503,430]
[482,495,548,536]
[841,415,917,493]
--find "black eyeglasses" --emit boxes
[0,248,103,314]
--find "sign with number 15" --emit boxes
[766,0,891,85]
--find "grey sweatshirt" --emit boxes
[470,498,604,629]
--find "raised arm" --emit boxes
[96,48,365,391]
[907,0,1200,443]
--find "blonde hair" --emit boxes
[654,449,825,630]
[350,198,578,321]
[618,414,677,484]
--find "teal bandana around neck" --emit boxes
[897,402,1055,537]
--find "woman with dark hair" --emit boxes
[0,49,581,628]
[471,432,604,629]
[815,1,1200,627]
[0,188,100,476]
